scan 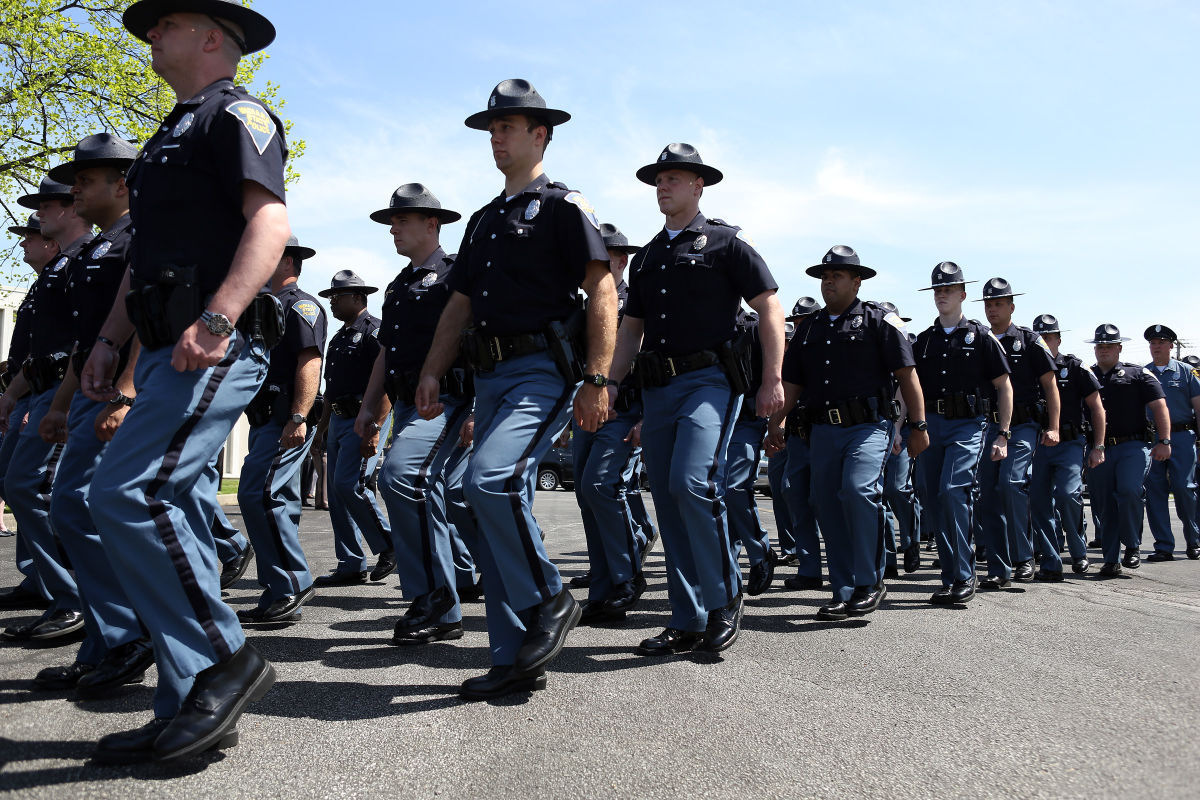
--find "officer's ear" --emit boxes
[693,176,705,199]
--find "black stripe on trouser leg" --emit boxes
[704,388,742,601]
[868,423,893,579]
[36,443,65,506]
[414,404,468,587]
[354,456,389,548]
[618,446,641,576]
[144,351,238,663]
[262,442,302,592]
[964,421,989,557]
[506,383,576,605]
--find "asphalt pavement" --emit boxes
[1,491,1198,799]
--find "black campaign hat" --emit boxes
[788,297,821,319]
[974,277,1024,301]
[918,261,977,291]
[599,223,639,254]
[7,214,42,237]
[1144,324,1178,343]
[17,176,73,210]
[805,245,876,280]
[318,269,378,298]
[1085,324,1129,344]
[283,235,315,261]
[877,301,911,322]
[464,79,571,131]
[48,133,139,184]
[123,0,276,54]
[1183,355,1200,368]
[369,183,461,225]
[1032,314,1062,334]
[636,143,723,186]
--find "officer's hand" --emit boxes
[360,430,380,458]
[458,414,475,447]
[38,409,69,444]
[94,403,130,442]
[755,378,785,420]
[0,392,13,434]
[624,419,643,448]
[991,436,1008,461]
[605,384,618,422]
[1152,442,1172,462]
[1041,429,1060,447]
[891,436,903,456]
[81,345,120,402]
[764,425,786,456]
[574,384,606,433]
[907,429,930,458]
[415,375,444,420]
[281,420,306,449]
[353,408,375,440]
[1087,448,1105,469]
[173,323,229,372]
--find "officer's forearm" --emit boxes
[114,338,141,396]
[608,317,644,385]
[1150,398,1171,438]
[769,381,802,428]
[1041,373,1061,430]
[580,261,616,377]
[747,291,785,385]
[4,371,31,401]
[419,292,472,381]
[207,185,289,322]
[361,350,388,417]
[1085,392,1106,445]
[49,368,79,413]
[993,376,1013,429]
[290,350,321,416]
[97,267,136,346]
[895,367,925,424]
[1191,395,1200,423]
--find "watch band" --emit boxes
[584,373,609,387]
[999,429,1013,440]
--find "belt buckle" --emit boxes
[487,337,504,363]
[936,399,945,415]
[665,357,678,377]
[828,408,842,425]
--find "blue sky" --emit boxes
[230,1,1200,359]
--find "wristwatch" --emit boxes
[108,392,134,408]
[1093,443,1106,451]
[999,429,1013,440]
[1158,438,1173,446]
[290,413,306,425]
[583,374,609,387]
[200,310,235,337]
[911,420,929,432]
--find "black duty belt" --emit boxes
[808,395,899,427]
[925,392,991,421]
[633,349,721,389]
[330,394,363,418]
[1060,422,1086,440]
[23,354,69,395]
[1105,434,1147,447]
[1171,421,1197,433]
[461,330,547,372]
[785,414,811,440]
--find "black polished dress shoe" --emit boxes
[950,578,976,604]
[979,576,1010,591]
[75,639,154,699]
[1072,557,1091,574]
[1189,546,1200,561]
[847,581,887,616]
[604,574,646,612]
[903,543,922,573]
[312,570,369,587]
[1098,562,1123,578]
[0,585,51,610]
[459,665,546,700]
[395,586,457,633]
[700,595,743,652]
[746,559,775,596]
[1013,560,1035,582]
[219,544,255,589]
[929,585,955,605]
[391,621,463,645]
[457,582,484,603]
[1034,568,1064,582]
[816,600,850,621]
[636,628,704,656]
[639,531,658,566]
[776,553,798,567]
[579,600,625,626]
[2,609,85,642]
[237,586,315,625]
[1146,550,1174,562]
[33,661,95,690]
[1122,548,1141,569]
[1088,538,1101,548]
[783,575,823,591]
[370,550,398,582]
[975,546,987,564]
[93,718,238,765]
[568,570,592,589]
[512,588,580,675]
[154,643,275,761]
[883,564,899,579]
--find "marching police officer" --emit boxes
[316,270,393,586]
[1142,324,1200,561]
[1084,325,1170,576]
[1028,314,1106,579]
[608,143,785,654]
[913,263,1012,605]
[974,278,1059,587]
[877,302,922,577]
[778,247,927,620]
[81,0,286,762]
[416,80,617,698]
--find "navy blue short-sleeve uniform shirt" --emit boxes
[914,317,1011,400]
[1092,362,1165,437]
[379,247,455,377]
[68,216,133,347]
[994,323,1055,405]
[28,234,91,360]
[324,311,381,399]
[265,284,326,391]
[1053,352,1100,430]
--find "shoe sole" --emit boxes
[636,641,701,657]
[28,622,86,641]
[75,671,148,700]
[390,628,465,646]
[95,729,239,766]
[154,662,276,762]
[459,674,547,701]
[513,600,582,675]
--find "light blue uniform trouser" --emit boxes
[1030,436,1087,571]
[51,392,143,664]
[883,431,920,570]
[442,441,479,590]
[571,406,646,605]
[809,419,893,603]
[324,413,391,574]
[0,396,49,599]
[1144,429,1200,552]
[211,497,248,567]
[380,397,471,625]
[90,334,266,718]
[238,419,314,604]
[767,449,795,558]
[5,385,76,613]
[975,421,1038,578]
[625,452,654,553]
[917,414,988,587]
[726,417,771,567]
[782,435,821,579]
[641,366,741,633]
[465,352,575,665]
[1087,440,1151,565]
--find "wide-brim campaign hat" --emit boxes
[1144,324,1178,343]
[599,223,639,254]
[787,296,821,319]
[636,143,723,186]
[123,0,276,54]
[369,183,461,225]
[877,301,911,322]
[47,133,139,184]
[7,214,42,237]
[805,245,876,280]
[974,277,1024,301]
[17,177,73,210]
[318,269,378,298]
[1183,355,1200,368]
[1085,324,1129,344]
[283,234,315,261]
[464,79,571,131]
[918,261,978,291]
[1032,314,1062,334]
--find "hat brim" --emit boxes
[318,286,378,298]
[605,244,640,255]
[972,292,1025,301]
[805,264,877,280]
[7,225,39,236]
[47,157,135,186]
[368,206,462,225]
[123,0,276,53]
[16,191,72,210]
[917,280,978,291]
[464,107,571,131]
[1085,337,1130,344]
[284,245,316,261]
[635,162,723,187]
[1143,328,1178,342]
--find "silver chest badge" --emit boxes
[1012,340,1023,352]
[850,315,863,329]
[52,256,69,272]
[172,112,195,138]
[1060,367,1069,378]
[352,332,362,344]
[421,272,437,287]
[964,332,975,345]
[525,199,540,220]
[91,241,112,259]
[692,234,708,252]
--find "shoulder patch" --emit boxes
[292,300,320,328]
[1192,368,1200,379]
[226,100,277,155]
[883,312,906,330]
[735,229,758,249]
[563,191,600,230]
[1035,335,1052,354]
